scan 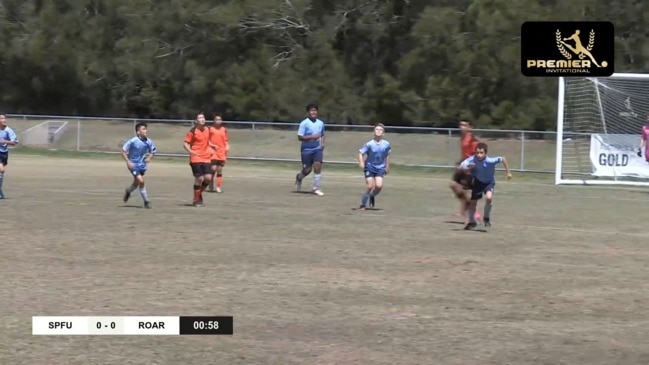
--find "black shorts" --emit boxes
[211,160,226,167]
[0,152,7,166]
[190,163,212,177]
[452,170,473,189]
[471,180,495,200]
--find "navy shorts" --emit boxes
[301,149,323,168]
[364,169,385,178]
[471,179,495,200]
[190,162,212,177]
[0,152,7,166]
[130,169,146,177]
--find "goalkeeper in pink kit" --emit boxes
[638,125,649,161]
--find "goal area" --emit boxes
[555,73,649,186]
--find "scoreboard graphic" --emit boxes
[33,316,233,335]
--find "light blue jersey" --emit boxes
[122,136,157,171]
[0,126,18,153]
[459,155,503,183]
[297,118,325,152]
[359,139,391,174]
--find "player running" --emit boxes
[459,142,512,230]
[357,123,391,210]
[183,113,214,207]
[295,103,325,196]
[208,114,229,193]
[0,113,19,199]
[449,120,480,221]
[121,122,157,208]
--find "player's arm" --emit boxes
[1,129,18,145]
[145,141,158,163]
[495,156,512,179]
[320,125,325,149]
[385,155,390,174]
[225,129,230,152]
[297,122,319,141]
[183,132,195,155]
[120,141,134,169]
[459,156,474,173]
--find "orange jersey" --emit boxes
[209,126,229,161]
[184,126,212,163]
[460,133,479,160]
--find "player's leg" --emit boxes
[360,173,375,210]
[0,153,7,199]
[369,175,384,208]
[200,164,212,197]
[311,149,324,195]
[464,182,484,230]
[295,151,314,191]
[133,171,150,208]
[482,184,495,227]
[215,161,225,193]
[123,169,139,203]
[208,161,218,192]
[191,163,206,206]
[450,171,469,216]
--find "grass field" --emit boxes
[2,154,649,365]
[18,119,557,171]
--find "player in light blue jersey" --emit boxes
[459,142,512,230]
[357,123,391,210]
[0,113,19,199]
[295,103,326,196]
[121,122,157,208]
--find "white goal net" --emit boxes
[556,73,649,186]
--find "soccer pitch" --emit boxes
[2,154,649,364]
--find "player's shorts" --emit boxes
[211,159,226,167]
[0,152,7,166]
[470,179,495,200]
[452,170,473,189]
[190,162,212,177]
[130,169,146,177]
[364,169,385,178]
[301,149,324,168]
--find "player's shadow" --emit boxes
[444,221,488,233]
[443,220,465,225]
[178,203,198,207]
[351,207,383,211]
[291,191,316,195]
[119,205,143,209]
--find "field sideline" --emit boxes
[2,154,649,365]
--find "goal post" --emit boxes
[555,73,649,186]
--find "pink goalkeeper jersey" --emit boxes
[643,126,649,158]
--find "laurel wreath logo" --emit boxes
[580,29,596,59]
[556,30,572,59]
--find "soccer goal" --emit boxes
[555,73,649,186]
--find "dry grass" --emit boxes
[2,155,649,364]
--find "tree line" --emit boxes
[0,0,646,130]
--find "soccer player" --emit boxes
[357,123,391,210]
[0,113,19,199]
[637,123,649,161]
[208,114,229,193]
[449,120,480,220]
[295,103,325,196]
[183,113,214,206]
[459,142,512,230]
[121,122,157,208]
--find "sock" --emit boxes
[126,183,137,193]
[217,173,223,187]
[484,202,492,219]
[193,185,202,202]
[313,174,321,190]
[0,172,4,192]
[139,187,149,202]
[370,189,381,197]
[361,192,370,206]
[467,205,477,223]
[209,174,215,190]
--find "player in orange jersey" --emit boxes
[208,114,230,193]
[449,120,481,221]
[183,112,214,206]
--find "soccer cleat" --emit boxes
[295,174,302,191]
[193,200,204,207]
[216,187,222,193]
[313,189,324,196]
[483,218,491,227]
[123,189,131,203]
[357,205,367,211]
[144,201,151,209]
[0,191,4,199]
[369,196,375,208]
[464,222,478,230]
